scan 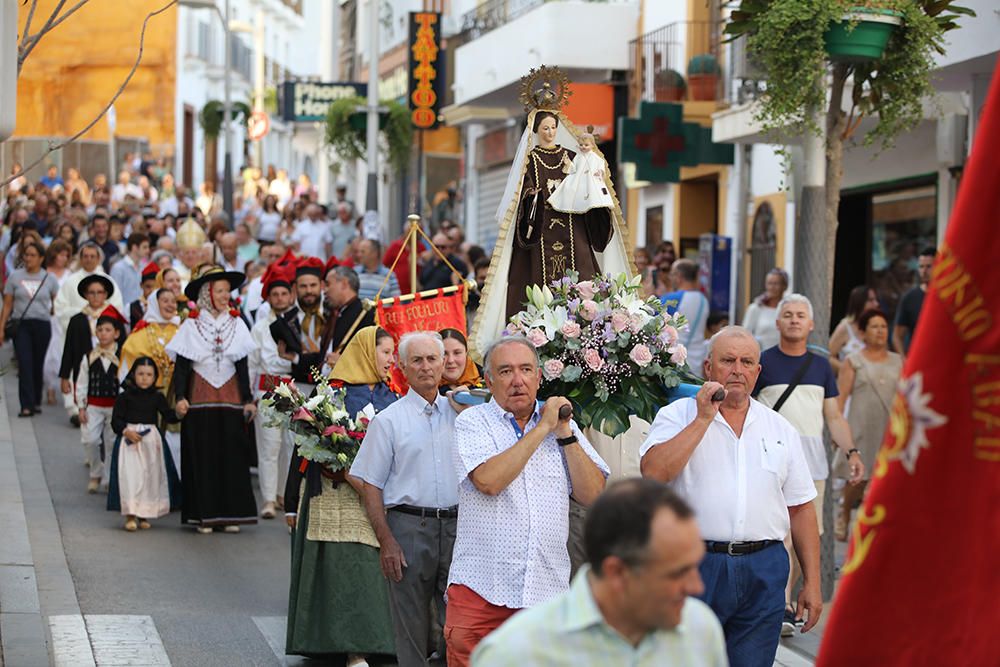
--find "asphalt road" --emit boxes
[24,382,323,666]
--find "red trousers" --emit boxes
[444,584,519,667]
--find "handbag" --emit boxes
[4,272,49,341]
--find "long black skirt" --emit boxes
[180,405,257,526]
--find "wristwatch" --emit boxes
[846,448,860,460]
[556,434,579,448]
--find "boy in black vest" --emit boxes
[75,311,124,493]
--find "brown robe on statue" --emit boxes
[506,144,614,319]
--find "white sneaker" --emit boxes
[196,526,213,534]
[260,502,276,519]
[346,655,369,667]
[223,525,241,533]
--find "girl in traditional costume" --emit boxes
[166,265,257,533]
[285,326,398,663]
[119,287,182,471]
[471,67,633,356]
[106,357,181,531]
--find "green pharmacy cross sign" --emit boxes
[618,102,734,183]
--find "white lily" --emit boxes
[273,382,294,399]
[303,394,326,412]
[538,304,569,340]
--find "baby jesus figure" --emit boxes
[547,128,614,214]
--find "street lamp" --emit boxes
[179,0,234,224]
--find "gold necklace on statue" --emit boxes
[532,146,566,170]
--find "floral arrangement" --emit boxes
[505,271,694,437]
[258,380,369,471]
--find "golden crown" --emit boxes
[518,65,573,112]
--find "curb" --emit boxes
[0,349,93,665]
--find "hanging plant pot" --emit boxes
[825,8,903,63]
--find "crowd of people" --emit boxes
[0,161,931,667]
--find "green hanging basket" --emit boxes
[825,8,903,62]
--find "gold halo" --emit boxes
[518,65,573,112]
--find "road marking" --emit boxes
[252,616,308,666]
[49,615,96,667]
[50,614,170,666]
[775,644,815,666]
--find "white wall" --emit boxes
[173,0,324,192]
[936,0,1000,69]
[453,2,639,106]
[642,1,689,34]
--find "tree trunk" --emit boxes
[824,63,850,335]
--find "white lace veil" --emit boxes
[144,289,181,326]
[471,109,634,360]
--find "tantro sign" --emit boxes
[408,12,444,130]
[282,81,367,122]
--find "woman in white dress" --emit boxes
[42,240,74,405]
[741,267,788,351]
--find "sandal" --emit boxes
[17,409,33,418]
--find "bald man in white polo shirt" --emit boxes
[640,325,821,667]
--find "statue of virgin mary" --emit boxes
[471,66,634,358]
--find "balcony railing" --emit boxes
[628,20,723,108]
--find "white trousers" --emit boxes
[81,405,114,485]
[254,389,291,503]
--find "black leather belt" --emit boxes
[390,504,458,519]
[705,540,780,556]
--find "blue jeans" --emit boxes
[698,542,789,667]
[13,318,51,413]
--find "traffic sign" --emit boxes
[247,111,270,140]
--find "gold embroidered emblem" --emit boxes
[546,178,561,195]
[551,241,565,252]
[550,254,567,276]
[549,218,566,229]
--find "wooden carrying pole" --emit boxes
[408,213,419,293]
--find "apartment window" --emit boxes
[197,21,213,63]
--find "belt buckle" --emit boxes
[727,542,738,556]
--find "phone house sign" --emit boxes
[282,82,368,122]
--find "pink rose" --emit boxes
[611,310,630,333]
[660,325,679,348]
[542,358,565,380]
[576,280,596,300]
[560,321,582,339]
[526,328,549,347]
[669,344,688,365]
[629,344,654,367]
[582,348,604,371]
[579,300,599,321]
[629,313,645,332]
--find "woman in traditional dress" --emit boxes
[472,67,633,356]
[438,328,482,395]
[285,326,397,663]
[119,287,182,471]
[166,265,257,534]
[107,357,181,531]
[834,309,902,541]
